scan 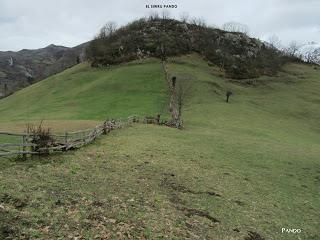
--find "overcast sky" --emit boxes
[0,0,319,51]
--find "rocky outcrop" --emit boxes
[296,42,320,64]
[0,43,88,97]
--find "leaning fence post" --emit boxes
[22,135,27,160]
[103,121,107,135]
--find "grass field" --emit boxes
[0,58,168,123]
[0,55,319,239]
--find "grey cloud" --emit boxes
[0,0,319,51]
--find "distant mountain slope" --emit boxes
[0,43,88,97]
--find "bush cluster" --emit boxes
[87,18,291,79]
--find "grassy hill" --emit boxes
[0,55,319,239]
[0,58,168,128]
[88,17,287,79]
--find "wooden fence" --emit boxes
[0,116,139,159]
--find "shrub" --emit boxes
[27,122,55,154]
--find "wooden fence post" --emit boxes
[103,121,107,135]
[64,132,68,150]
[22,135,27,160]
[0,116,138,158]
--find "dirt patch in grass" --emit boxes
[205,81,224,95]
[0,208,26,239]
[176,206,220,224]
[161,175,222,197]
[244,231,265,240]
[234,200,246,206]
[160,175,221,226]
[0,193,28,209]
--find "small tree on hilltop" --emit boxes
[161,9,171,20]
[285,41,299,57]
[222,21,249,35]
[148,11,160,21]
[180,12,190,23]
[97,21,117,39]
[268,34,282,49]
[190,17,207,28]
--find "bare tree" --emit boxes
[285,41,299,57]
[161,9,171,19]
[171,75,193,128]
[222,21,249,34]
[190,17,207,28]
[97,21,117,39]
[180,12,190,23]
[148,11,160,21]
[268,34,282,49]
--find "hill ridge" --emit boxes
[87,17,293,80]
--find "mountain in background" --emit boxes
[0,43,88,98]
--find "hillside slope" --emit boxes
[0,43,88,98]
[0,55,319,239]
[0,59,168,127]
